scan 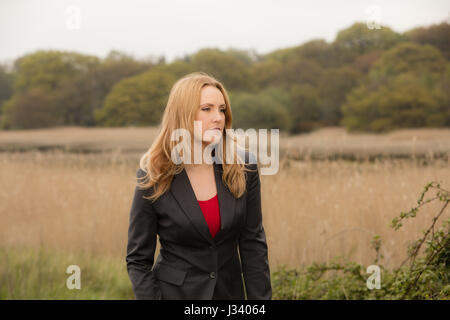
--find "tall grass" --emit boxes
[0,245,133,299]
[0,127,449,299]
[1,150,448,271]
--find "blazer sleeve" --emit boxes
[126,168,161,300]
[238,162,272,300]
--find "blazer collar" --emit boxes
[170,162,236,245]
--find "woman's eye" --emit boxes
[201,107,225,112]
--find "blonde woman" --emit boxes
[126,72,271,300]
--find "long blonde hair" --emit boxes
[137,72,253,202]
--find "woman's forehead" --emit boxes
[200,86,225,104]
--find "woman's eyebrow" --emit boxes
[200,103,226,107]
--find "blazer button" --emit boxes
[209,272,216,279]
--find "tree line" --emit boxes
[0,21,449,133]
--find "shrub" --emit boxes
[272,181,450,299]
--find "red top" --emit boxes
[197,194,221,238]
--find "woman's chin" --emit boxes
[203,134,222,145]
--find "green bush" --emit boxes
[229,88,292,131]
[272,181,450,299]
[341,43,449,133]
[95,70,175,127]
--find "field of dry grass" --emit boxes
[0,126,449,274]
[0,126,160,154]
[1,126,450,161]
[280,127,450,161]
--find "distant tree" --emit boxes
[0,64,15,122]
[342,72,444,132]
[406,22,450,60]
[264,43,326,87]
[317,67,361,125]
[267,40,351,69]
[262,23,402,76]
[335,22,404,53]
[293,40,334,67]
[288,84,321,133]
[264,46,297,63]
[3,21,448,131]
[351,50,384,74]
[431,63,450,126]
[0,88,61,129]
[251,58,284,89]
[13,50,100,93]
[1,50,102,129]
[190,48,257,91]
[225,48,258,66]
[95,50,153,94]
[53,50,153,126]
[151,59,197,79]
[333,22,404,64]
[281,57,324,88]
[341,42,448,132]
[0,64,14,103]
[229,88,291,131]
[370,42,446,78]
[95,70,175,126]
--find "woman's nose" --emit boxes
[212,109,223,121]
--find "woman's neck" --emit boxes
[185,144,215,172]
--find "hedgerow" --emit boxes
[272,181,450,300]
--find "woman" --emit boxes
[126,72,271,300]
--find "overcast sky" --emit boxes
[1,0,449,65]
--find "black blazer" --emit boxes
[126,152,272,300]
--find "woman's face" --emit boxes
[195,85,226,147]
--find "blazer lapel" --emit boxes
[170,163,236,245]
[213,163,236,243]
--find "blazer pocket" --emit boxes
[153,263,187,286]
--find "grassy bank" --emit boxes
[1,181,448,299]
[0,245,134,299]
